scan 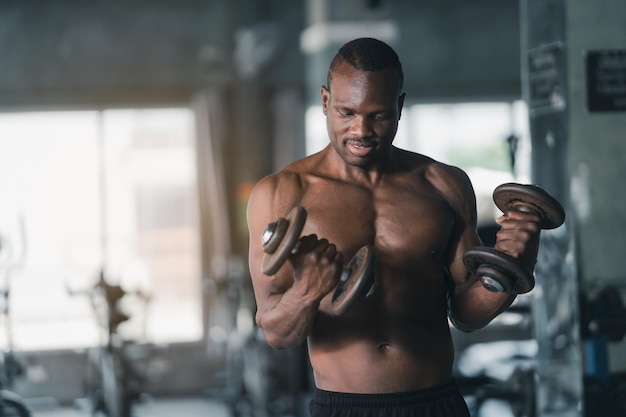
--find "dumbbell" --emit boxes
[463,183,565,294]
[261,205,376,315]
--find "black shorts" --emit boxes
[309,380,470,417]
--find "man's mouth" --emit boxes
[347,140,376,157]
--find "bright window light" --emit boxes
[0,108,203,350]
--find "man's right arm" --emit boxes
[246,173,341,348]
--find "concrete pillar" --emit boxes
[521,0,626,415]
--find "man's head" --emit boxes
[322,38,405,168]
[327,38,404,95]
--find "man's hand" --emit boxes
[288,234,344,303]
[494,209,541,270]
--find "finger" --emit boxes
[293,234,318,254]
[498,215,540,234]
[313,238,331,254]
[498,223,540,238]
[333,250,344,269]
[499,210,542,225]
[323,242,338,260]
[495,224,538,256]
[494,240,525,258]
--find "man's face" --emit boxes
[321,62,405,168]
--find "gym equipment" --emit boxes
[68,271,151,417]
[463,183,565,294]
[0,221,32,417]
[581,285,626,417]
[261,206,376,315]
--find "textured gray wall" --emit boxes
[566,0,626,376]
[0,0,521,107]
[0,0,305,106]
[522,0,626,415]
[301,0,522,102]
[567,0,626,294]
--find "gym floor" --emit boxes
[28,397,231,417]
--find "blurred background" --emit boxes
[0,1,625,416]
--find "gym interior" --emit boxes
[0,1,624,416]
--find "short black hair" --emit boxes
[327,37,404,91]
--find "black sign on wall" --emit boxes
[586,49,626,112]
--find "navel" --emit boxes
[377,342,391,353]
[428,246,441,258]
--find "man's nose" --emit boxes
[349,116,372,138]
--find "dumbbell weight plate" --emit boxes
[261,206,306,276]
[493,183,565,229]
[463,247,534,294]
[323,245,376,316]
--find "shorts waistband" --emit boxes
[312,380,460,409]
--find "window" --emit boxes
[0,108,203,350]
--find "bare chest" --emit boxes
[299,180,455,265]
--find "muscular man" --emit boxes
[247,38,540,417]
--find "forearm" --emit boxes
[449,279,516,332]
[256,283,321,348]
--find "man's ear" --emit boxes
[398,92,406,120]
[321,85,330,115]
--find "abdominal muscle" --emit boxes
[307,295,456,394]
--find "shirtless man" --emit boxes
[246,38,540,417]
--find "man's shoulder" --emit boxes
[271,151,327,184]
[424,160,470,184]
[254,167,302,195]
[421,161,476,220]
[395,148,467,181]
[248,157,314,208]
[396,151,474,207]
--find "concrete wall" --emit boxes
[566,0,626,374]
[0,0,304,107]
[567,1,626,295]
[0,0,521,106]
[301,0,522,103]
[522,0,626,415]
[520,2,582,415]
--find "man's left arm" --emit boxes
[432,166,541,332]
